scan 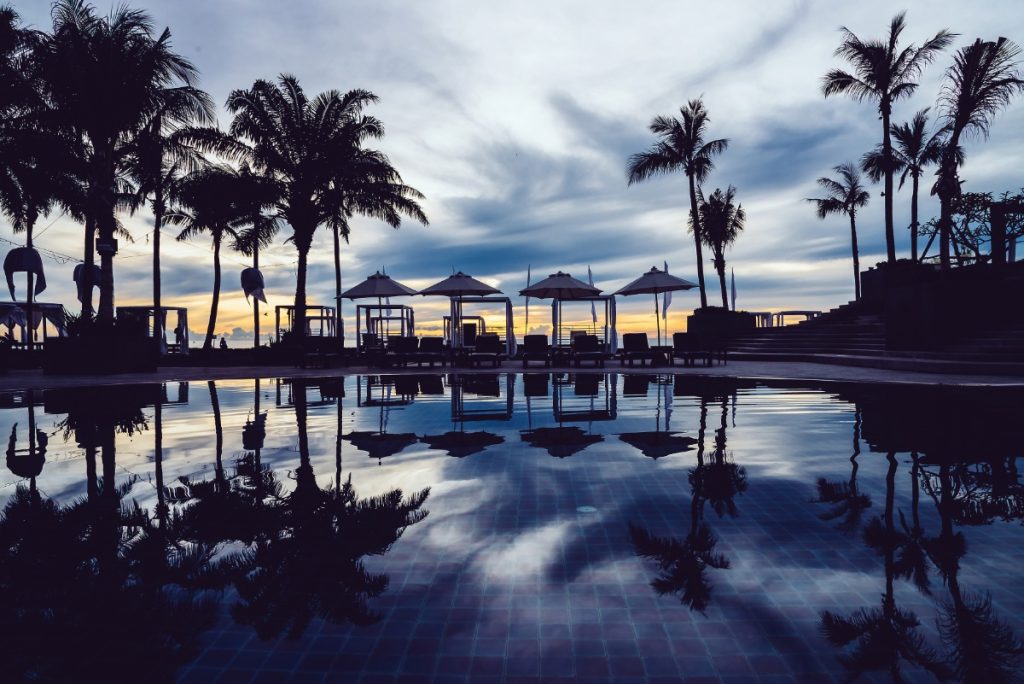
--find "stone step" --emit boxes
[729,351,1024,376]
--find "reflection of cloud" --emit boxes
[477,520,576,580]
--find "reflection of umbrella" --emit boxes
[6,423,47,478]
[521,426,603,458]
[242,413,267,451]
[519,272,601,346]
[420,430,504,458]
[344,431,418,464]
[615,266,697,347]
[342,271,419,299]
[618,431,696,460]
[419,272,502,347]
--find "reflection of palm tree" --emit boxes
[924,462,1024,681]
[629,394,733,612]
[821,453,949,681]
[815,409,872,532]
[691,395,746,518]
[229,379,431,639]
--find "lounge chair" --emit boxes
[619,332,658,367]
[571,334,605,367]
[468,333,504,368]
[521,334,551,367]
[462,323,478,348]
[523,373,549,397]
[574,373,600,395]
[418,374,445,395]
[622,374,652,396]
[412,336,447,367]
[385,335,418,366]
[670,332,711,367]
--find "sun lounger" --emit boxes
[522,334,551,367]
[619,333,658,367]
[412,336,447,367]
[670,332,711,367]
[468,333,504,368]
[385,335,419,367]
[571,334,605,367]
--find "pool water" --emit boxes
[2,373,1023,683]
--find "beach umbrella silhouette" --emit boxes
[619,431,695,460]
[615,266,697,347]
[419,272,502,347]
[420,430,504,458]
[521,425,603,458]
[342,271,419,300]
[519,271,601,346]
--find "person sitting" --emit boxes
[219,336,228,350]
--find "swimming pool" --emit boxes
[2,373,1022,682]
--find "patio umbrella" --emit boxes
[519,272,601,346]
[615,266,697,347]
[420,430,504,458]
[419,272,502,348]
[520,426,603,458]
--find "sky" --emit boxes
[6,0,1024,345]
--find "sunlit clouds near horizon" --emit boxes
[6,0,1024,343]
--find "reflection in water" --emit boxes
[1,375,1024,682]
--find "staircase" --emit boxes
[729,301,1024,376]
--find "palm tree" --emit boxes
[38,0,209,321]
[808,163,871,301]
[228,164,281,348]
[823,12,954,264]
[166,165,244,350]
[627,98,728,309]
[126,96,214,347]
[815,409,872,532]
[934,38,1024,269]
[209,76,427,345]
[862,109,950,262]
[696,186,745,309]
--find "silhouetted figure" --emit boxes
[219,336,227,349]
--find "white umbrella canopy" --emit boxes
[342,271,419,299]
[615,267,698,347]
[419,271,501,297]
[519,271,600,300]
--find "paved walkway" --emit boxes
[2,359,1022,392]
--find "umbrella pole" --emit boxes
[654,293,661,348]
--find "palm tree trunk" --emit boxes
[882,105,897,264]
[849,211,862,300]
[294,244,310,346]
[252,249,260,348]
[25,219,34,351]
[910,174,920,262]
[687,175,709,309]
[204,237,222,350]
[82,214,96,318]
[153,186,163,347]
[716,260,728,309]
[96,156,118,323]
[938,132,963,271]
[883,452,898,613]
[154,396,166,526]
[333,224,342,339]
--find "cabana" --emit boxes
[0,302,67,350]
[447,296,516,356]
[419,272,516,356]
[275,305,337,342]
[115,306,189,355]
[550,295,618,352]
[341,272,419,353]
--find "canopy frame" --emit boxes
[0,301,66,351]
[550,295,617,352]
[275,305,337,342]
[450,373,515,422]
[445,296,516,356]
[354,304,415,354]
[553,372,618,422]
[116,306,189,356]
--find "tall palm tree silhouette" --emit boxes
[823,12,953,264]
[696,186,745,310]
[862,109,950,262]
[808,163,870,301]
[627,98,728,309]
[39,0,208,320]
[933,38,1024,269]
[229,165,279,348]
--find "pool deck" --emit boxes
[2,359,1023,391]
